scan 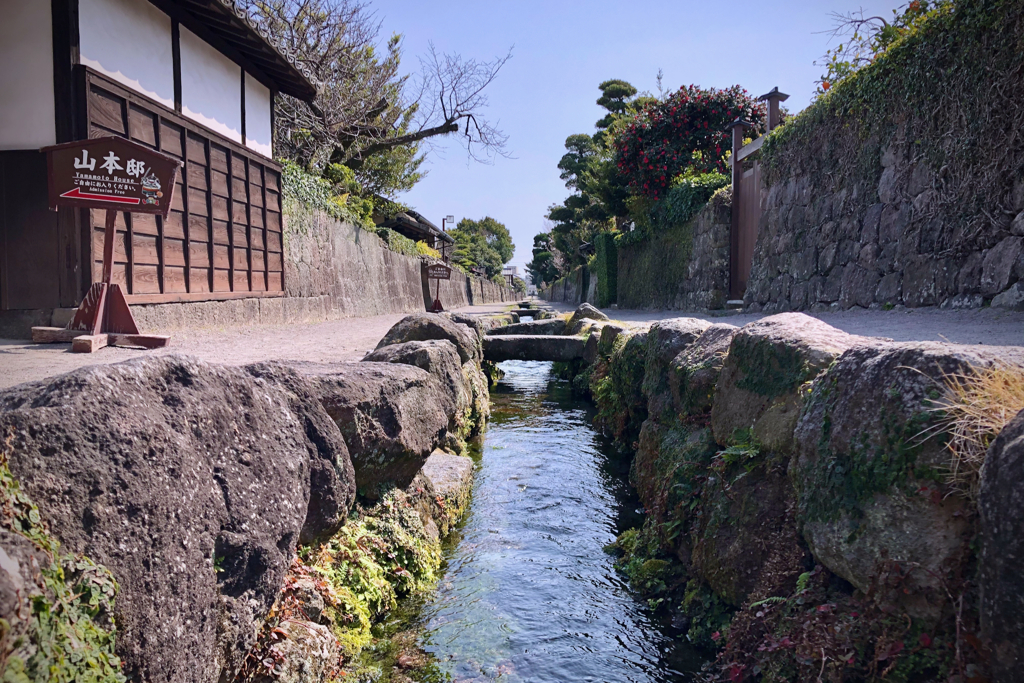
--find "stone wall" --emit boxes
[556,305,1024,680]
[539,266,597,306]
[616,188,731,310]
[746,0,1024,313]
[1,203,513,337]
[745,150,1024,313]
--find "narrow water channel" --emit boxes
[416,360,706,682]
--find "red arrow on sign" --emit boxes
[59,187,141,205]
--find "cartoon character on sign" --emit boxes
[140,171,163,205]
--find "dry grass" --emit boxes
[929,361,1024,500]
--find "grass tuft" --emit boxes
[930,361,1024,500]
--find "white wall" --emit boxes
[180,27,242,144]
[79,0,174,109]
[244,73,273,158]
[0,0,56,149]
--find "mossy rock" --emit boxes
[793,341,1024,620]
[591,329,650,447]
[642,318,711,420]
[711,313,858,455]
[668,323,738,419]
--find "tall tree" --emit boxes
[240,0,511,193]
[450,217,514,279]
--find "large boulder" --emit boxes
[363,340,469,416]
[487,318,567,336]
[669,323,738,418]
[376,313,481,364]
[296,362,455,496]
[566,302,609,330]
[0,355,354,683]
[711,313,861,454]
[363,340,488,440]
[980,408,1024,679]
[794,343,1024,620]
[643,318,711,419]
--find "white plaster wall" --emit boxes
[244,73,273,157]
[79,0,174,109]
[0,0,56,149]
[180,27,242,143]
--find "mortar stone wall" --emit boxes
[616,188,731,311]
[746,146,1024,313]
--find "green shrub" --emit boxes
[281,161,374,229]
[617,171,728,247]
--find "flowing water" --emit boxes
[416,360,706,682]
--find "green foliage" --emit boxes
[618,171,728,246]
[298,490,442,657]
[0,438,126,683]
[282,161,374,229]
[681,579,734,650]
[815,1,946,94]
[614,85,762,199]
[526,233,560,287]
[376,228,419,257]
[450,217,514,279]
[591,232,618,307]
[415,241,441,259]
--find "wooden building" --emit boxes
[0,0,316,329]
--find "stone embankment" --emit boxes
[0,309,512,683]
[518,303,1024,682]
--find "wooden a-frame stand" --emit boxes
[31,209,170,353]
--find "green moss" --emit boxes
[592,232,618,307]
[0,440,126,683]
[733,336,814,398]
[798,385,940,525]
[592,332,649,446]
[298,490,443,657]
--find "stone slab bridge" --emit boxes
[483,335,585,362]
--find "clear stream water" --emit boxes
[415,360,705,682]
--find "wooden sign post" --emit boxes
[32,137,182,352]
[426,263,452,313]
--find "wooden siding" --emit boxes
[83,68,283,303]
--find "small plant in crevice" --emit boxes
[0,431,126,683]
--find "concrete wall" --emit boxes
[616,189,731,311]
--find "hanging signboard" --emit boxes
[42,136,181,217]
[426,263,452,280]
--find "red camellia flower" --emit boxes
[613,84,764,198]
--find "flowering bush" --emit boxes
[614,85,764,198]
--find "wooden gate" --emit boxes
[727,88,788,301]
[82,68,284,304]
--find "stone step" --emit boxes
[483,334,586,362]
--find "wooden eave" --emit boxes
[154,0,317,101]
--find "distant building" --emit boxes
[502,265,519,288]
[0,0,315,327]
[375,210,455,259]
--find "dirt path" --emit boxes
[3,301,1021,391]
[0,303,515,391]
[541,301,1024,347]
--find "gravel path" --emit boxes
[3,301,1021,391]
[542,301,1024,347]
[0,303,514,391]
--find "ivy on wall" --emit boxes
[760,0,1024,251]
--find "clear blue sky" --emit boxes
[372,0,903,273]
